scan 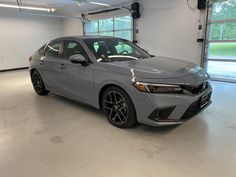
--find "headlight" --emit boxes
[133,82,183,93]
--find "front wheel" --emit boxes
[102,87,137,128]
[31,70,49,96]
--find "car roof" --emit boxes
[54,35,120,41]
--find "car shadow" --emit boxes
[34,92,208,136]
[51,93,181,133]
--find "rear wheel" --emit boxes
[102,87,137,128]
[31,70,49,95]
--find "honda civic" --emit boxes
[29,36,212,128]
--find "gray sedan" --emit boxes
[29,36,212,128]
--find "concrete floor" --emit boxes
[0,70,235,177]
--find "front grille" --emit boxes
[181,92,211,120]
[181,100,201,120]
[183,81,209,95]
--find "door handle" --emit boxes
[59,64,66,69]
[40,57,46,65]
[39,61,44,65]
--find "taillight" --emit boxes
[29,56,32,62]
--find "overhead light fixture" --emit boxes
[0,3,56,12]
[88,1,111,7]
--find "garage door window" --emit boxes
[206,0,236,82]
[84,16,133,41]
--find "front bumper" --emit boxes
[128,84,212,126]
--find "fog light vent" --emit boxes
[148,106,176,121]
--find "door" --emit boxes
[39,40,62,90]
[58,40,94,105]
[204,0,236,82]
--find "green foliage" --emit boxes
[114,16,132,30]
[210,0,236,40]
[99,18,113,31]
[210,23,236,40]
[209,43,236,57]
[212,0,236,21]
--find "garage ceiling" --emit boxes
[0,0,132,15]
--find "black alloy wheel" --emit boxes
[102,87,136,128]
[31,70,49,95]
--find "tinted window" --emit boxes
[63,41,89,60]
[45,41,62,57]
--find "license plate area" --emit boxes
[200,92,211,108]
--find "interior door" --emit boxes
[57,40,94,105]
[39,40,62,90]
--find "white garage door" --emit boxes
[206,0,236,82]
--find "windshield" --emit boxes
[83,38,151,62]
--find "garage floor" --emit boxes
[0,70,235,177]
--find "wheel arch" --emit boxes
[98,84,136,114]
[30,68,37,76]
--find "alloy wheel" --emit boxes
[32,72,43,93]
[103,91,129,125]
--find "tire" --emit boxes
[31,70,49,96]
[102,86,137,128]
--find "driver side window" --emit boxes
[63,41,89,60]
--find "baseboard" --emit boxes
[0,67,29,72]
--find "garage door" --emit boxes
[205,0,236,82]
[84,15,133,41]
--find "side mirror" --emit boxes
[69,54,88,66]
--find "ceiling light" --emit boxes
[89,1,111,7]
[0,3,55,12]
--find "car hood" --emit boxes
[106,56,205,79]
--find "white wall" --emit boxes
[0,10,63,70]
[63,16,83,36]
[137,0,205,65]
[62,0,205,65]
